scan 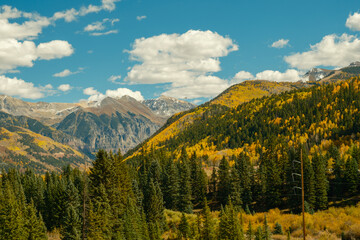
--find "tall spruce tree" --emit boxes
[201,199,216,240]
[177,159,193,213]
[218,157,231,206]
[312,152,328,210]
[344,157,359,195]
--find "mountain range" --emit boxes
[2,62,360,172]
[0,95,195,172]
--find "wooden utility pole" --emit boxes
[300,148,306,240]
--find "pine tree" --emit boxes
[229,169,243,209]
[162,160,179,210]
[218,201,244,240]
[61,205,81,240]
[255,226,264,240]
[145,179,165,239]
[312,152,328,210]
[190,153,207,208]
[87,184,112,240]
[236,153,253,207]
[218,157,231,206]
[209,164,217,206]
[246,221,253,240]
[263,215,271,240]
[177,160,193,213]
[178,213,190,239]
[0,180,27,239]
[344,157,359,195]
[201,199,216,240]
[24,200,47,240]
[273,222,283,235]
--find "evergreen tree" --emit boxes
[273,222,283,235]
[162,160,179,210]
[201,199,216,240]
[24,200,47,240]
[61,205,81,240]
[190,153,207,208]
[209,164,218,206]
[235,153,253,207]
[312,152,328,210]
[145,179,165,240]
[218,201,244,240]
[178,213,190,239]
[254,226,264,240]
[177,160,193,213]
[87,184,112,240]
[344,157,359,195]
[263,215,271,240]
[246,221,253,240]
[218,157,231,206]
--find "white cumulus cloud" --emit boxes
[0,75,45,99]
[83,87,100,96]
[85,87,144,102]
[255,69,301,82]
[284,34,360,70]
[58,84,71,92]
[0,39,73,72]
[271,39,289,48]
[125,30,238,99]
[232,71,254,83]
[346,12,360,31]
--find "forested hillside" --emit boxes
[1,78,360,239]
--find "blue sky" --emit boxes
[1,0,360,104]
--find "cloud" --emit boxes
[58,84,71,92]
[83,87,100,96]
[0,39,73,72]
[346,12,360,31]
[90,30,118,36]
[232,71,254,83]
[85,87,144,102]
[136,16,147,21]
[0,6,51,41]
[52,0,120,22]
[84,18,119,33]
[284,34,360,70]
[0,75,45,99]
[162,75,230,99]
[37,40,74,60]
[108,75,122,83]
[125,30,238,99]
[255,69,301,82]
[53,68,82,77]
[271,39,289,48]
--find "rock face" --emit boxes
[56,96,168,155]
[301,68,333,82]
[143,95,196,117]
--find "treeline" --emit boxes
[1,142,359,239]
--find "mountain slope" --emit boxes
[0,112,89,173]
[126,80,312,158]
[126,78,360,164]
[57,96,168,155]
